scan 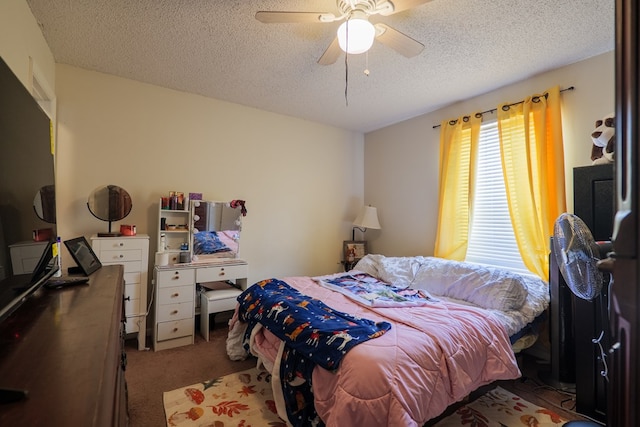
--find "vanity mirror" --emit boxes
[33,184,56,224]
[190,200,243,261]
[87,185,133,237]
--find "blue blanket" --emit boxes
[237,278,391,426]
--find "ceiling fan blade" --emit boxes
[255,11,336,24]
[318,37,342,65]
[380,0,433,15]
[375,23,424,57]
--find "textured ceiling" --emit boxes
[26,0,615,133]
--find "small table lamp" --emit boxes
[352,205,381,241]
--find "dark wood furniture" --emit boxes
[607,1,640,426]
[0,265,127,426]
[574,164,615,242]
[572,163,614,423]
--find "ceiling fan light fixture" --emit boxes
[337,14,375,54]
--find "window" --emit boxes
[465,120,530,275]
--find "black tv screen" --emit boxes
[0,56,57,320]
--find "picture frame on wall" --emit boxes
[343,240,367,263]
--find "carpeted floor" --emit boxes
[125,312,597,427]
[125,312,255,427]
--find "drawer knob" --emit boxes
[219,272,225,276]
[171,310,178,315]
[172,328,178,333]
[118,254,124,258]
[172,293,179,298]
[119,242,124,247]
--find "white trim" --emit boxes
[28,56,55,119]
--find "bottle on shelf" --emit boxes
[160,233,166,251]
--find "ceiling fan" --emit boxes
[255,0,432,65]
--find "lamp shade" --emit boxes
[337,13,376,55]
[353,206,381,230]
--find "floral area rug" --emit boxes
[163,367,285,427]
[434,386,568,426]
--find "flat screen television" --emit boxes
[0,56,58,324]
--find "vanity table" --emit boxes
[152,260,248,351]
[152,199,248,351]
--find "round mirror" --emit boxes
[33,184,56,224]
[87,184,133,235]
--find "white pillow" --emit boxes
[412,257,530,311]
[352,254,381,276]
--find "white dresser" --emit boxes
[152,259,248,351]
[91,234,150,351]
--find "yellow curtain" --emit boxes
[434,114,481,260]
[497,86,567,279]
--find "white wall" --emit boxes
[365,51,615,257]
[54,65,363,283]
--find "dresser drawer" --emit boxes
[123,272,141,286]
[100,249,143,263]
[159,285,193,305]
[124,284,141,305]
[101,260,142,274]
[156,268,195,287]
[157,300,194,322]
[98,238,147,251]
[125,316,140,334]
[156,318,194,341]
[196,263,247,282]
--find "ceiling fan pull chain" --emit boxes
[345,52,349,106]
[345,22,350,106]
[364,51,370,76]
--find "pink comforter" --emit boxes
[239,276,521,426]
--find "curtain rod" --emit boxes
[431,86,575,129]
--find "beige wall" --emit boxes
[54,65,363,282]
[365,51,615,257]
[0,1,55,95]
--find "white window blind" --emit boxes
[465,120,530,275]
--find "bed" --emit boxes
[226,254,550,427]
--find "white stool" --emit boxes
[200,285,242,341]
